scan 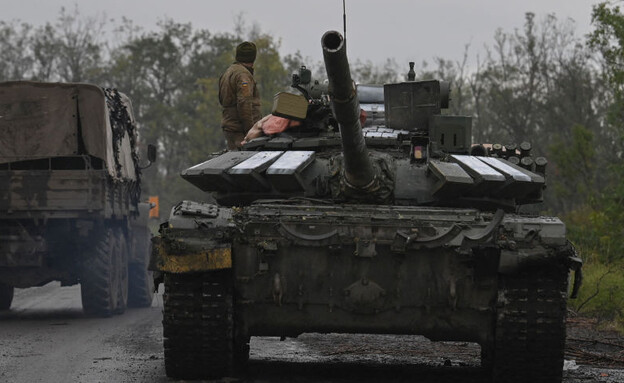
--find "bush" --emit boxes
[565,204,624,264]
[568,260,624,328]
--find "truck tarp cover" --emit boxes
[0,81,136,181]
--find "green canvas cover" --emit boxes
[0,81,136,181]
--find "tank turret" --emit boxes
[180,44,548,209]
[321,30,375,191]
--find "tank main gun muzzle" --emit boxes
[321,30,375,189]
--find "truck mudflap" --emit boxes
[0,231,46,267]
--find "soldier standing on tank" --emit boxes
[218,41,262,150]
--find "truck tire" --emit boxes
[115,228,129,314]
[0,283,14,310]
[128,229,154,308]
[163,270,244,379]
[81,228,124,317]
[128,263,154,307]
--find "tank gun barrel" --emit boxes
[321,30,375,189]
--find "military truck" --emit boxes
[151,31,582,382]
[0,81,155,316]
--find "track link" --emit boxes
[163,271,235,379]
[491,266,568,383]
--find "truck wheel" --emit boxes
[114,228,129,315]
[163,270,243,379]
[81,228,123,317]
[128,230,154,308]
[480,344,493,371]
[128,263,154,307]
[490,266,568,383]
[0,283,14,310]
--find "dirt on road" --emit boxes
[0,283,623,383]
[0,283,166,383]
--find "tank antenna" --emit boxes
[343,0,347,41]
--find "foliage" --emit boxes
[590,2,624,102]
[0,6,106,83]
[559,2,624,324]
[351,58,401,84]
[472,13,601,152]
[549,125,596,213]
[589,1,624,164]
[103,19,292,214]
[566,200,624,265]
[568,260,624,328]
[565,1,624,261]
[465,13,606,213]
[0,20,33,80]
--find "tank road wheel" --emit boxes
[81,228,124,317]
[163,270,243,380]
[0,283,14,310]
[128,229,154,308]
[489,266,568,383]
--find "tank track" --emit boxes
[163,271,234,379]
[491,267,568,383]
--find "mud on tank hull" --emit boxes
[153,200,578,382]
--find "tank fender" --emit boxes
[498,241,582,298]
[498,247,552,274]
[150,236,232,273]
[149,201,235,273]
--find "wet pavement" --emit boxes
[0,282,622,382]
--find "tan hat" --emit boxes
[236,41,257,63]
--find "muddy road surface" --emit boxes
[1,283,622,382]
[0,282,163,382]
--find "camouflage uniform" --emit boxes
[219,63,262,150]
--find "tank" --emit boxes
[151,31,582,382]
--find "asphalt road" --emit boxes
[0,283,622,383]
[0,282,165,383]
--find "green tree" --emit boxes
[0,7,108,83]
[589,1,624,154]
[469,13,604,213]
[53,6,106,82]
[0,21,34,81]
[105,18,294,214]
[570,1,624,265]
[106,20,225,211]
[31,23,59,81]
[351,58,400,84]
[549,125,596,213]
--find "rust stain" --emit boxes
[154,242,231,273]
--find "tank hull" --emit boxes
[155,201,574,381]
